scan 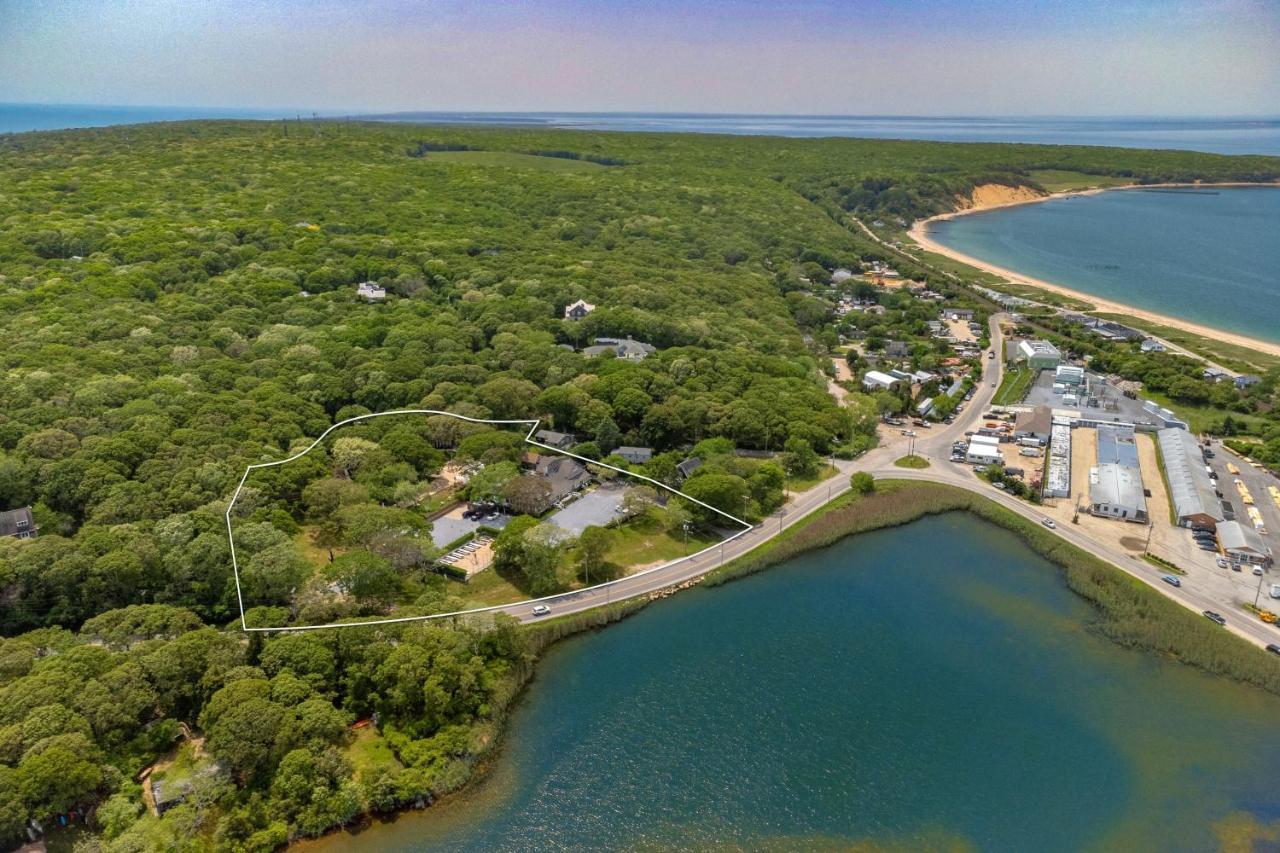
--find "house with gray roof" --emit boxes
[0,507,36,540]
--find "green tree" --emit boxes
[577,525,611,584]
[850,471,876,494]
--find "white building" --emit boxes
[1055,364,1085,386]
[356,281,386,302]
[1017,340,1062,370]
[862,370,901,391]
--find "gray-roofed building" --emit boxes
[535,457,590,504]
[676,457,703,480]
[0,507,37,540]
[1217,520,1273,567]
[1088,425,1147,523]
[533,429,575,450]
[615,446,652,465]
[1158,428,1225,529]
[583,337,656,361]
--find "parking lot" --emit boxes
[431,505,513,548]
[545,482,631,542]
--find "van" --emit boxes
[1270,584,1280,600]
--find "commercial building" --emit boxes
[1217,520,1273,567]
[966,439,1003,465]
[1017,340,1062,370]
[1044,421,1072,498]
[1055,364,1085,386]
[1088,425,1147,523]
[862,370,901,391]
[1158,428,1224,529]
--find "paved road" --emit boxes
[500,316,1007,622]
[506,315,1280,654]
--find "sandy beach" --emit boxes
[907,182,1280,359]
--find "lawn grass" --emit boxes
[423,150,604,172]
[1027,170,1134,193]
[1092,313,1280,374]
[1140,388,1270,435]
[785,462,839,492]
[295,526,347,571]
[994,364,1035,405]
[604,511,718,569]
[344,727,403,780]
[894,455,931,469]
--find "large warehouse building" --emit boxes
[1088,425,1147,523]
[1158,428,1225,529]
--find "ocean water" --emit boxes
[927,186,1280,343]
[303,514,1280,852]
[3,105,1279,155]
[360,113,1280,155]
[0,102,319,134]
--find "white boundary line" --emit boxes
[225,410,754,632]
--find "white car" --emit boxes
[1041,518,1056,529]
[531,604,551,617]
[1217,558,1228,569]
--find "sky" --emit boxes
[1,0,1278,116]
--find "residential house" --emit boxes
[583,337,656,361]
[676,457,703,480]
[356,281,386,302]
[1235,374,1261,390]
[944,308,975,321]
[615,446,653,465]
[535,457,591,505]
[563,299,596,321]
[533,429,575,450]
[1139,338,1166,353]
[1203,367,1231,383]
[884,340,911,358]
[0,507,37,540]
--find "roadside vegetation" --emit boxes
[709,480,1280,696]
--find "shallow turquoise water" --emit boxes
[928,186,1280,343]
[309,514,1280,851]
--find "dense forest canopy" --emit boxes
[1,121,1279,849]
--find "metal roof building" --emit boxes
[1217,520,1273,567]
[1158,428,1224,529]
[1088,425,1147,523]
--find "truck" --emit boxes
[1019,447,1042,457]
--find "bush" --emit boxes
[850,472,876,494]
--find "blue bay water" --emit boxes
[3,105,1280,155]
[928,186,1280,343]
[303,515,1280,852]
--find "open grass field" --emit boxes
[1027,170,1136,193]
[423,150,605,172]
[994,364,1035,405]
[785,462,840,493]
[344,727,403,780]
[603,511,718,570]
[1094,313,1280,373]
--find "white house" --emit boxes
[356,282,386,302]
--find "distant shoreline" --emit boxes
[908,182,1280,358]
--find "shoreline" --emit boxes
[907,182,1280,359]
[294,479,1280,851]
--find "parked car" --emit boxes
[1217,558,1229,569]
[1266,644,1280,656]
[1202,610,1226,626]
[1162,575,1181,587]
[1254,567,1265,577]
